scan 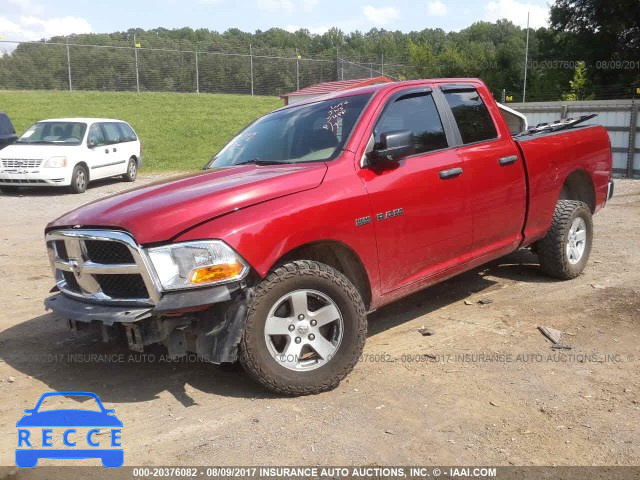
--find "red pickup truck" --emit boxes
[44,79,614,395]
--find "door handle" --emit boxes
[499,155,518,166]
[113,147,117,152]
[439,167,463,179]
[105,149,109,154]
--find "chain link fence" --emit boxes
[1,39,637,103]
[0,40,393,97]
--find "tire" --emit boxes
[15,450,38,468]
[239,260,367,396]
[123,157,138,182]
[69,164,88,194]
[101,450,124,468]
[0,186,19,193]
[537,200,593,279]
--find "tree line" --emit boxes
[0,0,637,101]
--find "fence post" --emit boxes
[381,53,384,76]
[560,104,568,119]
[133,33,140,93]
[627,101,638,178]
[66,40,72,92]
[195,49,199,94]
[370,63,373,78]
[296,48,300,91]
[249,43,254,97]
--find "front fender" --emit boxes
[173,161,382,307]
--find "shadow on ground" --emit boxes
[368,248,550,335]
[0,250,549,402]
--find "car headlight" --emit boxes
[146,240,249,291]
[42,156,68,168]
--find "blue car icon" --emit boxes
[16,391,123,468]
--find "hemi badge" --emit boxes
[355,216,371,227]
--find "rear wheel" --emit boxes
[123,157,138,182]
[69,164,88,194]
[239,260,367,396]
[537,200,593,279]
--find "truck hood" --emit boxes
[47,163,328,244]
[0,143,79,160]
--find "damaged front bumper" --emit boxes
[44,283,251,364]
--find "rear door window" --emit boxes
[103,123,122,145]
[443,89,498,144]
[375,91,448,155]
[118,123,137,142]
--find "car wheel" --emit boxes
[537,200,593,279]
[239,260,367,396]
[101,450,124,468]
[69,165,88,194]
[15,450,38,468]
[0,186,19,194]
[123,157,138,182]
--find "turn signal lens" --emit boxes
[189,262,245,284]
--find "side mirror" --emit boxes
[88,139,97,148]
[368,130,415,165]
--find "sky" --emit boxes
[0,0,551,45]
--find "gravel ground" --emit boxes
[0,176,638,473]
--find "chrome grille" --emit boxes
[2,158,43,168]
[46,230,160,305]
[85,240,135,264]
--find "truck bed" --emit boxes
[514,124,612,245]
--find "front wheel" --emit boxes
[239,260,367,396]
[69,164,88,194]
[123,157,138,182]
[537,200,593,279]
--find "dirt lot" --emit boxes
[0,176,638,471]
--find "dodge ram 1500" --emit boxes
[44,78,614,395]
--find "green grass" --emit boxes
[0,90,281,171]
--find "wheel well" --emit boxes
[559,170,595,212]
[275,241,372,310]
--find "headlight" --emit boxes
[42,156,68,168]
[146,240,249,291]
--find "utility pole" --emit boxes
[133,33,140,93]
[522,11,530,103]
[249,43,254,96]
[336,46,339,81]
[66,39,72,92]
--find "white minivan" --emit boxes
[0,118,142,194]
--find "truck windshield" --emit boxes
[207,93,372,167]
[16,121,87,146]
